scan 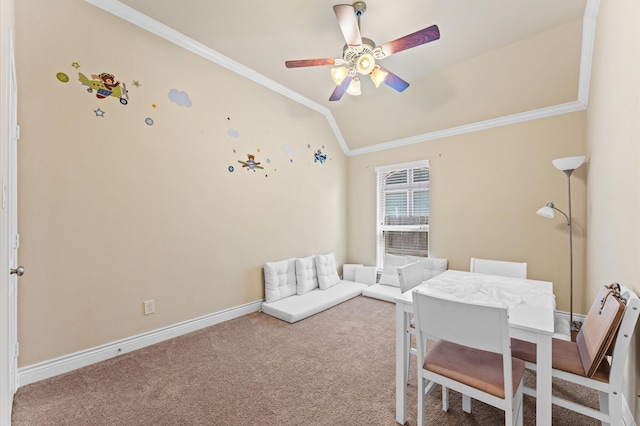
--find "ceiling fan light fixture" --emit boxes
[347,78,361,96]
[331,66,349,85]
[370,66,388,87]
[356,53,375,74]
[284,2,440,101]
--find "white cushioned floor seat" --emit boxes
[261,253,368,323]
[262,280,367,323]
[362,255,448,303]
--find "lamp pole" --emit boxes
[538,155,585,333]
[563,167,576,329]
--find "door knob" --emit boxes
[10,266,24,276]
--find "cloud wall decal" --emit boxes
[168,89,192,107]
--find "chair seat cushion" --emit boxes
[424,340,525,399]
[510,338,610,383]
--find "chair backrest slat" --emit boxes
[470,257,527,279]
[398,261,424,293]
[413,290,509,355]
[608,295,640,387]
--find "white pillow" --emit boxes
[342,264,362,282]
[378,254,408,287]
[315,253,341,290]
[295,256,318,295]
[264,258,297,302]
[407,256,449,281]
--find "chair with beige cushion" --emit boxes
[413,290,525,426]
[511,284,638,425]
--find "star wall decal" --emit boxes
[93,108,105,117]
[132,80,141,88]
[71,62,80,69]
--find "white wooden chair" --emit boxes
[413,290,525,426]
[397,261,425,383]
[512,284,638,426]
[469,257,527,279]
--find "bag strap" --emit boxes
[603,282,626,307]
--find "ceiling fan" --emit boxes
[285,2,440,101]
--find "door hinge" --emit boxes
[15,124,20,141]
[1,178,5,210]
[14,233,19,249]
[14,342,19,357]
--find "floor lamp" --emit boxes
[536,155,585,332]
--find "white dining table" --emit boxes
[395,269,556,425]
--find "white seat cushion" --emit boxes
[295,256,318,295]
[378,254,408,287]
[407,256,448,280]
[362,283,402,303]
[315,253,341,290]
[262,281,367,323]
[264,258,297,303]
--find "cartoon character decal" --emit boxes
[238,154,264,171]
[78,72,129,105]
[314,149,327,164]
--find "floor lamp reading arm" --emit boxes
[538,202,570,225]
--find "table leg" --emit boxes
[396,303,409,424]
[535,333,552,425]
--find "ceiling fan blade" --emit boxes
[378,67,410,93]
[329,76,353,101]
[377,25,440,57]
[285,58,337,68]
[333,4,362,46]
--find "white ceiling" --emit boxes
[90,0,589,153]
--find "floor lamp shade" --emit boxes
[552,156,585,173]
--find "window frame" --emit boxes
[375,160,430,269]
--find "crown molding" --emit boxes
[84,0,598,158]
[347,101,588,157]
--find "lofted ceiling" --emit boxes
[87,0,591,154]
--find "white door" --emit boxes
[1,27,19,425]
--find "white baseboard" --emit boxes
[554,309,586,325]
[17,299,264,387]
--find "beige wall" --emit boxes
[16,0,348,365]
[348,112,587,315]
[586,0,640,418]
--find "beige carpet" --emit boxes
[12,296,600,425]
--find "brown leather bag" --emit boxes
[575,284,626,377]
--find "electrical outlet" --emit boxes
[143,299,155,315]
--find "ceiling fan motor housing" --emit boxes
[343,37,376,74]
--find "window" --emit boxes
[376,160,430,269]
